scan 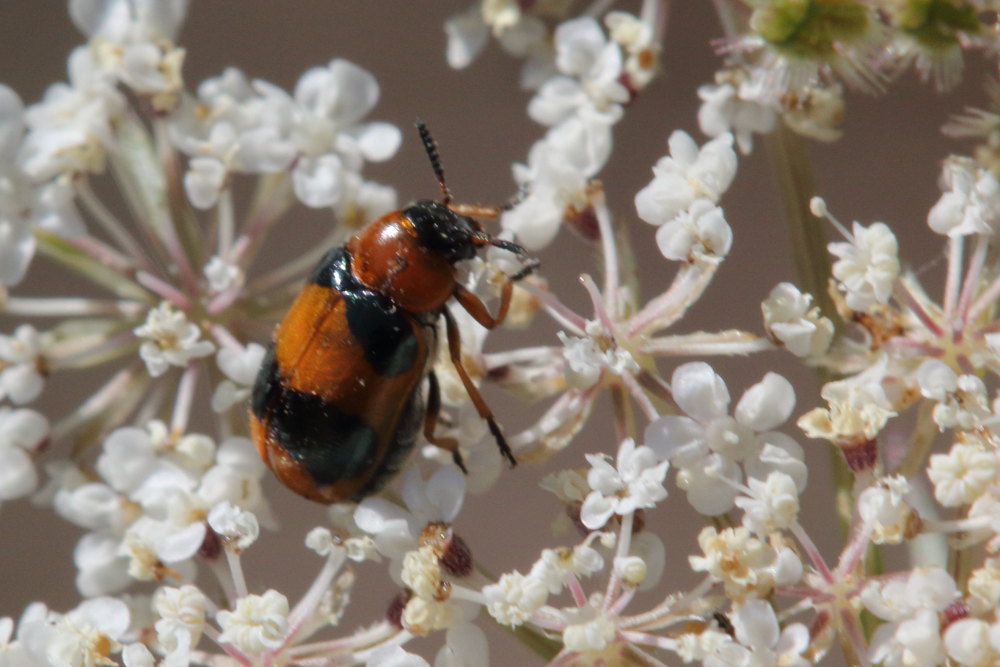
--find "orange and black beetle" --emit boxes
[250,123,538,503]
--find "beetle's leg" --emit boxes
[448,202,502,220]
[442,307,516,467]
[423,370,468,474]
[453,281,513,330]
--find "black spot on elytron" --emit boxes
[404,200,477,263]
[308,246,351,289]
[266,386,379,487]
[363,385,424,496]
[305,244,420,378]
[343,289,420,378]
[250,344,279,418]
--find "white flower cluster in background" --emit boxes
[7,0,1000,665]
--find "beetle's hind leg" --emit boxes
[423,369,468,474]
[442,307,517,468]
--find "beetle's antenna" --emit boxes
[416,121,453,206]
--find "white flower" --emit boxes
[858,475,914,544]
[0,324,46,404]
[0,407,47,501]
[70,0,189,108]
[293,153,347,208]
[185,157,227,209]
[916,359,991,431]
[212,342,266,412]
[723,599,811,667]
[615,555,647,588]
[207,500,259,551]
[735,471,800,535]
[655,199,732,262]
[528,17,628,126]
[19,598,130,667]
[799,354,896,441]
[154,584,206,654]
[402,545,445,602]
[928,440,999,507]
[634,131,737,226]
[203,255,243,294]
[216,589,289,654]
[503,109,616,250]
[483,571,548,627]
[928,157,1000,237]
[70,0,188,43]
[690,526,802,600]
[698,72,777,154]
[0,216,35,287]
[530,543,605,594]
[74,532,131,596]
[646,364,804,516]
[96,433,269,585]
[969,557,1000,608]
[435,621,489,667]
[580,437,668,529]
[869,609,945,667]
[134,302,215,377]
[290,58,401,207]
[761,282,834,357]
[401,596,460,635]
[354,465,465,572]
[561,605,616,653]
[559,324,639,390]
[445,5,489,69]
[862,567,959,621]
[540,469,590,505]
[829,221,900,312]
[605,11,657,90]
[943,618,1000,665]
[121,643,156,667]
[171,68,296,175]
[366,645,431,667]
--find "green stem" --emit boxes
[764,124,836,324]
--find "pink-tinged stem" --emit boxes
[211,324,244,351]
[285,548,347,644]
[628,262,717,337]
[71,235,135,275]
[839,605,871,667]
[603,512,634,612]
[641,331,773,356]
[226,549,248,599]
[567,574,589,607]
[76,178,156,273]
[287,622,398,658]
[957,235,987,327]
[593,196,620,321]
[895,281,944,338]
[170,363,200,436]
[942,236,963,324]
[2,296,144,318]
[137,271,192,310]
[608,587,635,616]
[790,522,835,584]
[518,281,588,335]
[580,274,614,334]
[620,370,658,421]
[967,269,1000,326]
[620,630,678,653]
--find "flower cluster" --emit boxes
[7,0,1000,665]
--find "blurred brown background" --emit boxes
[0,1,979,663]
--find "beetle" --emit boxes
[249,122,538,503]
